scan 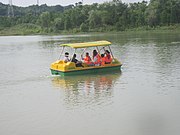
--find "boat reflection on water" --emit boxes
[51,71,121,108]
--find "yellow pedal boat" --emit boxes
[50,40,122,76]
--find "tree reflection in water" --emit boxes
[51,71,121,108]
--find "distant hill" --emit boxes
[0,2,73,16]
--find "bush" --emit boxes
[80,23,89,32]
[116,22,125,31]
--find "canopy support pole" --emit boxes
[59,46,65,60]
[108,45,114,59]
[96,46,100,55]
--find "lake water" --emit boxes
[0,32,180,135]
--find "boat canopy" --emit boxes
[60,40,111,48]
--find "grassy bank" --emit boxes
[0,23,41,36]
[0,23,180,36]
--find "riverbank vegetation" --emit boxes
[0,0,180,35]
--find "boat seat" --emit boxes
[57,60,65,64]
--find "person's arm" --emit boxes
[64,57,68,63]
[81,55,84,60]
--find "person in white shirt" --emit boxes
[64,52,70,63]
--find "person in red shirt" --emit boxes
[104,50,112,64]
[81,52,94,66]
[100,54,106,66]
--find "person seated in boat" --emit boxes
[92,50,101,66]
[104,50,112,64]
[64,52,71,63]
[81,52,94,66]
[100,54,106,66]
[72,54,83,67]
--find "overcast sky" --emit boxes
[0,0,148,7]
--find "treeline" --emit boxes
[0,0,180,34]
[0,2,73,16]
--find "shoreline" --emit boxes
[0,24,180,36]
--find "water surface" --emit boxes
[0,32,180,135]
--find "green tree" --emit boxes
[145,0,159,27]
[80,23,89,32]
[64,14,72,30]
[39,11,51,29]
[0,16,12,27]
[88,10,102,29]
[54,17,64,31]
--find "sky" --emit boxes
[0,0,148,7]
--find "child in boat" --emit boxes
[64,52,70,63]
[81,52,94,66]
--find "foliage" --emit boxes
[0,23,41,35]
[80,23,89,32]
[0,0,180,34]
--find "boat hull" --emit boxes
[51,65,121,76]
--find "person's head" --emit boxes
[73,54,76,58]
[101,54,104,57]
[105,50,110,54]
[93,50,97,57]
[105,50,111,59]
[86,52,89,56]
[65,52,69,57]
